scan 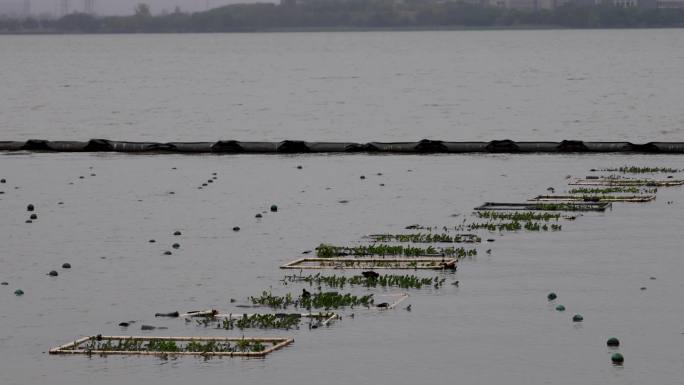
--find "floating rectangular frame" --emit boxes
[280,257,457,270]
[474,202,612,211]
[529,195,655,203]
[569,178,684,187]
[49,336,294,357]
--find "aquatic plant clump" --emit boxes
[250,290,373,309]
[315,243,476,258]
[467,221,561,232]
[81,337,266,353]
[282,273,446,289]
[367,233,481,243]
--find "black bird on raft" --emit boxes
[362,271,380,279]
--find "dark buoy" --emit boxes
[607,337,620,347]
[270,205,278,212]
[649,276,656,280]
[30,214,37,220]
[232,226,240,232]
[202,183,207,186]
[611,353,624,365]
[79,176,84,179]
[48,270,58,277]
[27,204,34,212]
[168,191,175,195]
[173,231,181,236]
[255,213,262,218]
[0,178,5,183]
[379,183,385,186]
[362,271,380,279]
[572,314,584,322]
[62,263,71,269]
[58,202,64,205]
[555,305,565,311]
[360,175,365,179]
[164,251,172,255]
[14,289,24,296]
[640,287,647,291]
[547,292,557,301]
[208,180,213,183]
[297,165,302,169]
[155,311,179,318]
[172,243,180,249]
[149,239,156,243]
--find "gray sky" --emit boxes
[17,0,268,16]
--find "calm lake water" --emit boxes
[1,30,684,385]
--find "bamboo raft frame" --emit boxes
[182,311,340,327]
[49,336,294,357]
[280,257,457,270]
[529,195,656,203]
[474,202,612,211]
[569,178,684,187]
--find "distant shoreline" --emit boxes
[3,25,684,35]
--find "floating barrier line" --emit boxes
[2,139,684,154]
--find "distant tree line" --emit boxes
[3,1,684,33]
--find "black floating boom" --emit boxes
[1,139,684,153]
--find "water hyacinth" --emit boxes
[82,337,266,353]
[250,290,373,310]
[282,273,446,289]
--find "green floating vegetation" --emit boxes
[568,187,657,194]
[282,273,446,289]
[196,313,332,330]
[82,337,266,353]
[316,243,476,258]
[368,233,481,243]
[475,211,560,221]
[596,166,680,173]
[250,290,373,310]
[467,221,561,232]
